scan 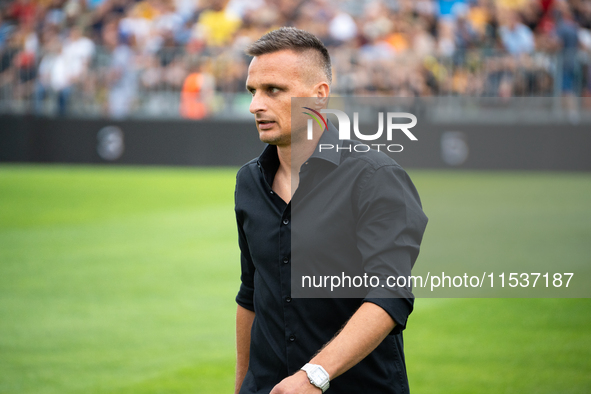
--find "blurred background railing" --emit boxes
[1,0,591,120]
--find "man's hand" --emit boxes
[270,370,321,394]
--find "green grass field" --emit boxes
[0,164,590,394]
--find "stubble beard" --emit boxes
[259,121,291,147]
[259,128,291,147]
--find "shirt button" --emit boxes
[283,219,289,225]
[289,335,296,342]
[283,258,289,264]
[286,296,292,303]
[270,190,274,195]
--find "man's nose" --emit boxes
[249,92,266,114]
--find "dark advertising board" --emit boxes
[1,115,589,171]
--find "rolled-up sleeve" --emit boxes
[356,164,428,334]
[235,216,255,311]
[234,172,256,312]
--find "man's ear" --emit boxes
[314,82,330,108]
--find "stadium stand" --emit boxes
[0,0,590,118]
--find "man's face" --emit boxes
[246,49,320,147]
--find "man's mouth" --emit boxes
[257,120,276,130]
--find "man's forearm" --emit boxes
[310,302,395,380]
[235,305,255,394]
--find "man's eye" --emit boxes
[249,90,256,96]
[270,87,280,94]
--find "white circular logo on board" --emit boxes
[97,126,124,161]
[441,131,468,166]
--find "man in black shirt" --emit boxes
[235,27,427,394]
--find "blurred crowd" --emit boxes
[1,0,591,118]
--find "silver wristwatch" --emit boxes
[301,363,330,392]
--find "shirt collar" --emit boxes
[257,120,342,180]
[307,120,341,166]
[257,144,279,187]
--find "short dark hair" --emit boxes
[246,27,332,85]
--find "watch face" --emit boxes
[310,367,328,385]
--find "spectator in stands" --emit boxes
[6,0,37,25]
[554,1,580,120]
[103,20,138,118]
[453,5,479,64]
[180,59,214,119]
[35,34,61,114]
[48,42,73,116]
[554,2,580,94]
[44,0,67,29]
[328,10,357,45]
[196,0,241,48]
[437,18,456,57]
[573,0,591,29]
[0,10,15,51]
[499,9,535,55]
[6,22,38,102]
[119,4,152,52]
[0,27,18,95]
[63,26,95,83]
[411,19,436,59]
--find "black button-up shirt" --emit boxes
[235,122,427,394]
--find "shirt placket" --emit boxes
[279,202,296,371]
